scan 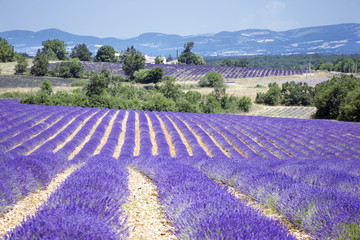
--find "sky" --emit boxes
[0,0,359,39]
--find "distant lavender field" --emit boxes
[79,62,308,81]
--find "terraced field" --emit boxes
[1,99,360,239]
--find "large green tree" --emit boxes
[0,37,15,62]
[94,45,118,62]
[30,50,49,76]
[314,75,360,120]
[42,39,68,60]
[178,42,196,65]
[122,47,145,79]
[86,67,111,97]
[70,44,92,61]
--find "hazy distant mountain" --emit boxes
[1,23,360,57]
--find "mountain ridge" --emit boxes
[1,23,359,56]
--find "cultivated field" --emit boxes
[1,99,360,239]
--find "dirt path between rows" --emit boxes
[123,167,177,240]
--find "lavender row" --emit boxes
[214,114,326,159]
[231,114,359,159]
[129,156,294,239]
[242,116,360,159]
[174,113,227,158]
[119,110,135,158]
[0,103,46,128]
[137,110,152,156]
[156,112,189,158]
[182,112,247,158]
[218,114,311,159]
[0,106,57,142]
[5,154,129,239]
[187,113,264,158]
[0,106,74,154]
[32,107,97,154]
[146,111,171,156]
[99,109,126,156]
[71,109,117,164]
[0,152,69,215]
[248,157,360,199]
[180,155,360,239]
[7,107,87,156]
[165,112,208,156]
[56,108,107,159]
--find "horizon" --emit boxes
[2,22,360,40]
[1,0,359,39]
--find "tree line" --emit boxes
[205,54,360,73]
[18,68,251,114]
[255,75,360,122]
[0,37,206,76]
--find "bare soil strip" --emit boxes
[223,183,314,240]
[174,115,213,157]
[113,111,129,159]
[144,112,158,155]
[93,110,119,155]
[155,114,176,158]
[134,112,141,157]
[0,164,83,238]
[164,114,193,156]
[123,167,177,240]
[26,110,88,156]
[68,110,110,160]
[53,110,99,153]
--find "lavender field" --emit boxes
[1,99,360,239]
[80,62,308,81]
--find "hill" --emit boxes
[1,23,360,56]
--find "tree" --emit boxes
[314,75,360,120]
[94,45,118,62]
[145,67,163,84]
[15,56,28,75]
[159,76,180,99]
[86,68,111,97]
[194,54,206,65]
[216,59,250,68]
[118,45,136,63]
[40,79,53,96]
[199,71,226,99]
[70,44,92,61]
[122,48,145,79]
[42,39,68,60]
[50,58,85,78]
[178,42,196,65]
[167,54,174,62]
[255,82,281,105]
[238,96,252,112]
[281,81,314,106]
[339,87,360,122]
[0,37,15,62]
[30,50,49,76]
[155,56,164,64]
